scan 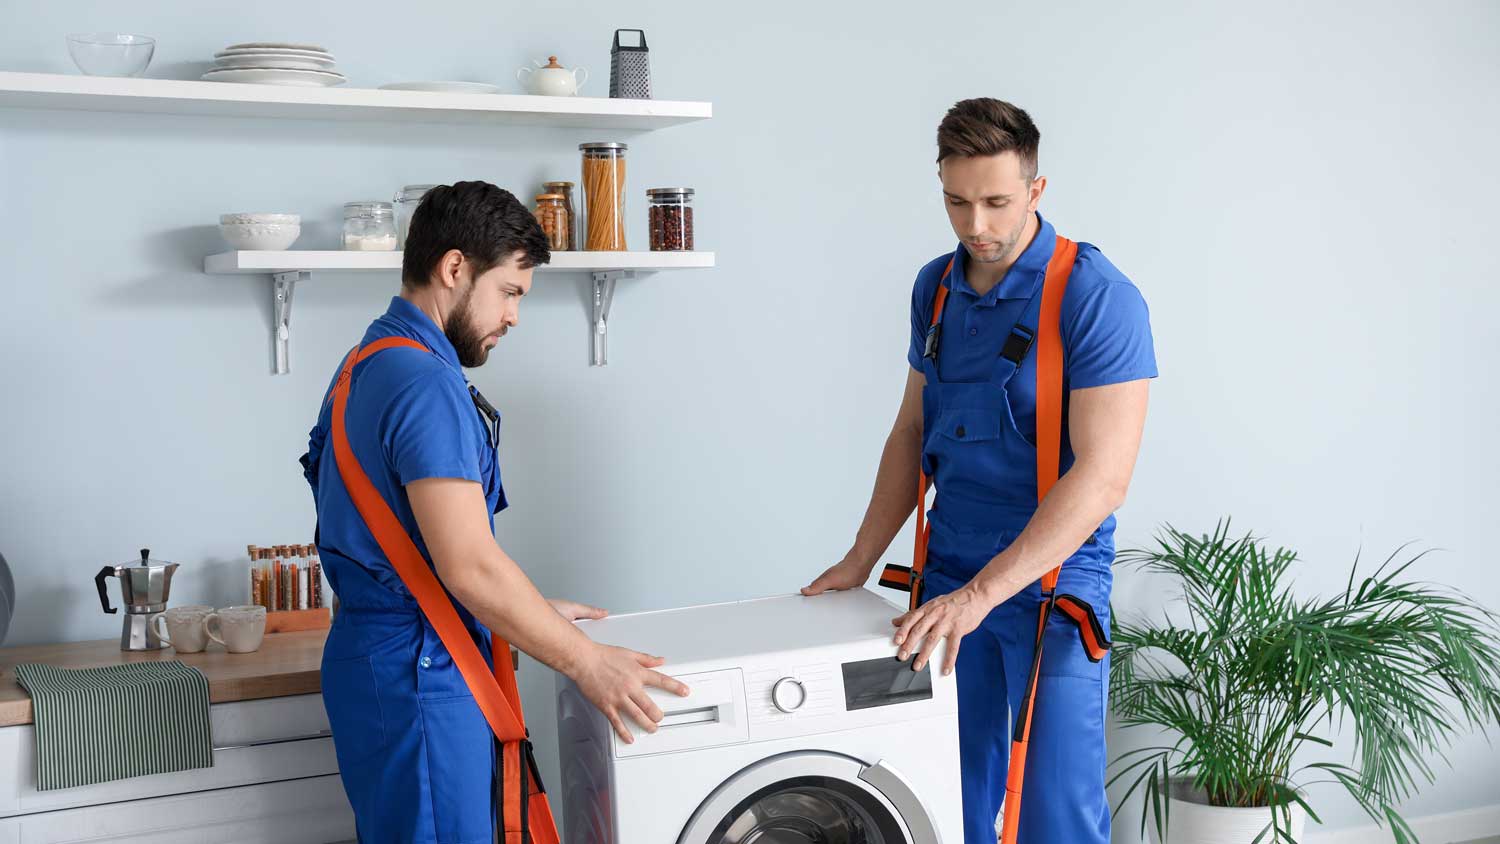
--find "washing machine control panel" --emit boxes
[748,664,838,723]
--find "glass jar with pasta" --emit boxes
[579,142,628,251]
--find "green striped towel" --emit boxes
[14,661,214,790]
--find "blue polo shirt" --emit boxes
[908,214,1158,445]
[301,297,506,618]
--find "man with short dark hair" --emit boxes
[805,100,1157,843]
[302,181,688,843]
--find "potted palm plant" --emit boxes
[1109,523,1500,844]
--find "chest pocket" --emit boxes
[929,379,1025,446]
[932,406,1006,444]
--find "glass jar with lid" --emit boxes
[394,184,438,249]
[579,143,628,251]
[343,201,397,251]
[543,181,577,250]
[647,188,695,251]
[533,193,570,251]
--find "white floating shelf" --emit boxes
[0,71,711,129]
[206,251,715,372]
[204,250,715,275]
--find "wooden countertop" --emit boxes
[0,631,326,727]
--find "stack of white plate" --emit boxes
[201,42,346,87]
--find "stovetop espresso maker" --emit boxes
[95,548,179,651]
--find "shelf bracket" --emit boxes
[272,271,307,375]
[591,271,632,367]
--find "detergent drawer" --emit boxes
[614,668,747,759]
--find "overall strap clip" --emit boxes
[999,324,1035,365]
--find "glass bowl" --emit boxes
[67,33,156,77]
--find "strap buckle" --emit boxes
[923,323,943,361]
[470,385,502,448]
[999,325,1035,364]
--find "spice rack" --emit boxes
[204,250,715,370]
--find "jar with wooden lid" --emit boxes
[543,181,577,250]
[533,193,570,251]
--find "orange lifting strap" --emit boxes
[877,238,1111,844]
[328,336,559,844]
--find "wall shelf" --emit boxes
[204,250,714,275]
[204,251,715,372]
[0,70,716,370]
[0,71,711,129]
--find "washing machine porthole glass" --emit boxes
[705,775,906,844]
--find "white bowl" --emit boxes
[67,33,155,77]
[219,222,301,251]
[220,213,300,226]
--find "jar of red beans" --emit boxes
[647,187,695,252]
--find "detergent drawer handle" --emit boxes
[659,706,722,728]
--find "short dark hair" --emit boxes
[936,98,1040,180]
[401,181,550,288]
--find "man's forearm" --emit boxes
[443,549,593,677]
[845,427,923,569]
[969,461,1127,606]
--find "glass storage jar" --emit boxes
[534,193,570,251]
[394,184,437,249]
[342,201,397,251]
[647,188,695,251]
[543,180,577,251]
[579,143,627,251]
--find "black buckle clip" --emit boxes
[469,385,501,447]
[923,323,943,360]
[1000,325,1035,364]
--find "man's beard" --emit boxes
[445,285,492,368]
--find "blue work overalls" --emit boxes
[302,297,509,844]
[910,216,1156,844]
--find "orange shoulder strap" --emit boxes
[1036,236,1078,593]
[327,336,558,844]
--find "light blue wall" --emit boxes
[2,1,1496,839]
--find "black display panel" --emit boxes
[841,656,933,711]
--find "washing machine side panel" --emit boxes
[556,677,618,844]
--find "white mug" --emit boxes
[205,605,267,654]
[149,605,214,654]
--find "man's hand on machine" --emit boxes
[891,584,989,676]
[571,644,691,744]
[801,556,873,595]
[548,598,609,621]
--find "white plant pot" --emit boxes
[1147,778,1307,844]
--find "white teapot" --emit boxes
[517,55,588,96]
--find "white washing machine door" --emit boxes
[676,751,942,844]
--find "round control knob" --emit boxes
[771,677,807,713]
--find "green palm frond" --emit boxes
[1110,521,1500,843]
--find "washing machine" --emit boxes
[555,588,962,843]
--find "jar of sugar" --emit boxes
[343,201,397,251]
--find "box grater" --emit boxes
[609,29,651,99]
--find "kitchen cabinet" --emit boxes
[0,632,354,843]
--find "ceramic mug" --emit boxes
[205,605,267,654]
[149,604,214,654]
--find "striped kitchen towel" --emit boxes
[14,661,213,790]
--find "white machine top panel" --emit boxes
[573,588,903,667]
